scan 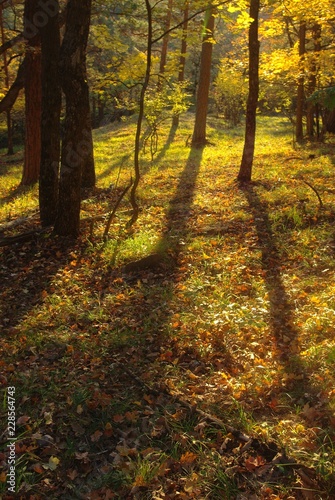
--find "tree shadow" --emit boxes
[241,183,334,419]
[90,145,204,354]
[241,185,299,360]
[155,121,177,164]
[158,145,203,246]
[0,237,81,335]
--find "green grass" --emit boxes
[1,113,335,498]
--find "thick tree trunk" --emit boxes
[237,0,260,183]
[296,21,306,143]
[39,0,61,227]
[21,0,42,186]
[54,0,92,237]
[191,7,215,147]
[173,1,188,127]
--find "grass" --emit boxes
[1,112,335,498]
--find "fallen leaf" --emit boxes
[48,456,60,470]
[90,430,103,442]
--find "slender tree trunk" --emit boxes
[296,21,306,143]
[21,0,42,185]
[0,5,13,154]
[39,0,61,226]
[54,0,92,237]
[306,23,321,140]
[191,6,215,147]
[128,0,152,226]
[237,0,260,183]
[157,0,173,88]
[173,1,189,127]
[80,67,95,188]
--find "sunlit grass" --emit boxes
[1,112,335,497]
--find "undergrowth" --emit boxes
[1,113,335,499]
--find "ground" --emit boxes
[0,114,335,499]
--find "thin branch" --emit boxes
[103,179,133,241]
[299,177,323,207]
[151,1,230,45]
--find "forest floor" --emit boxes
[1,114,335,499]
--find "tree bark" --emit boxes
[54,0,92,237]
[191,7,215,147]
[295,21,306,143]
[21,0,42,186]
[237,0,260,183]
[39,0,61,227]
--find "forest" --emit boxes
[0,0,335,498]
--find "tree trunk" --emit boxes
[0,4,13,154]
[237,0,260,183]
[306,24,321,140]
[21,0,42,185]
[128,0,152,226]
[80,68,95,189]
[53,0,92,237]
[39,0,61,227]
[173,1,188,127]
[296,21,306,143]
[191,7,215,147]
[157,0,173,88]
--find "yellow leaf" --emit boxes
[48,456,60,470]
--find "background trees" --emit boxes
[0,0,334,236]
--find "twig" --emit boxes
[103,179,133,241]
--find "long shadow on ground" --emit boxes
[241,184,334,426]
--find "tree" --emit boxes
[128,0,153,226]
[54,0,93,237]
[21,0,42,185]
[173,0,189,127]
[295,21,306,143]
[0,3,13,154]
[39,0,61,227]
[237,0,260,183]
[191,6,215,147]
[158,0,173,89]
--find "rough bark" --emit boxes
[237,0,260,183]
[39,0,61,227]
[53,0,92,237]
[191,7,215,147]
[21,0,42,186]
